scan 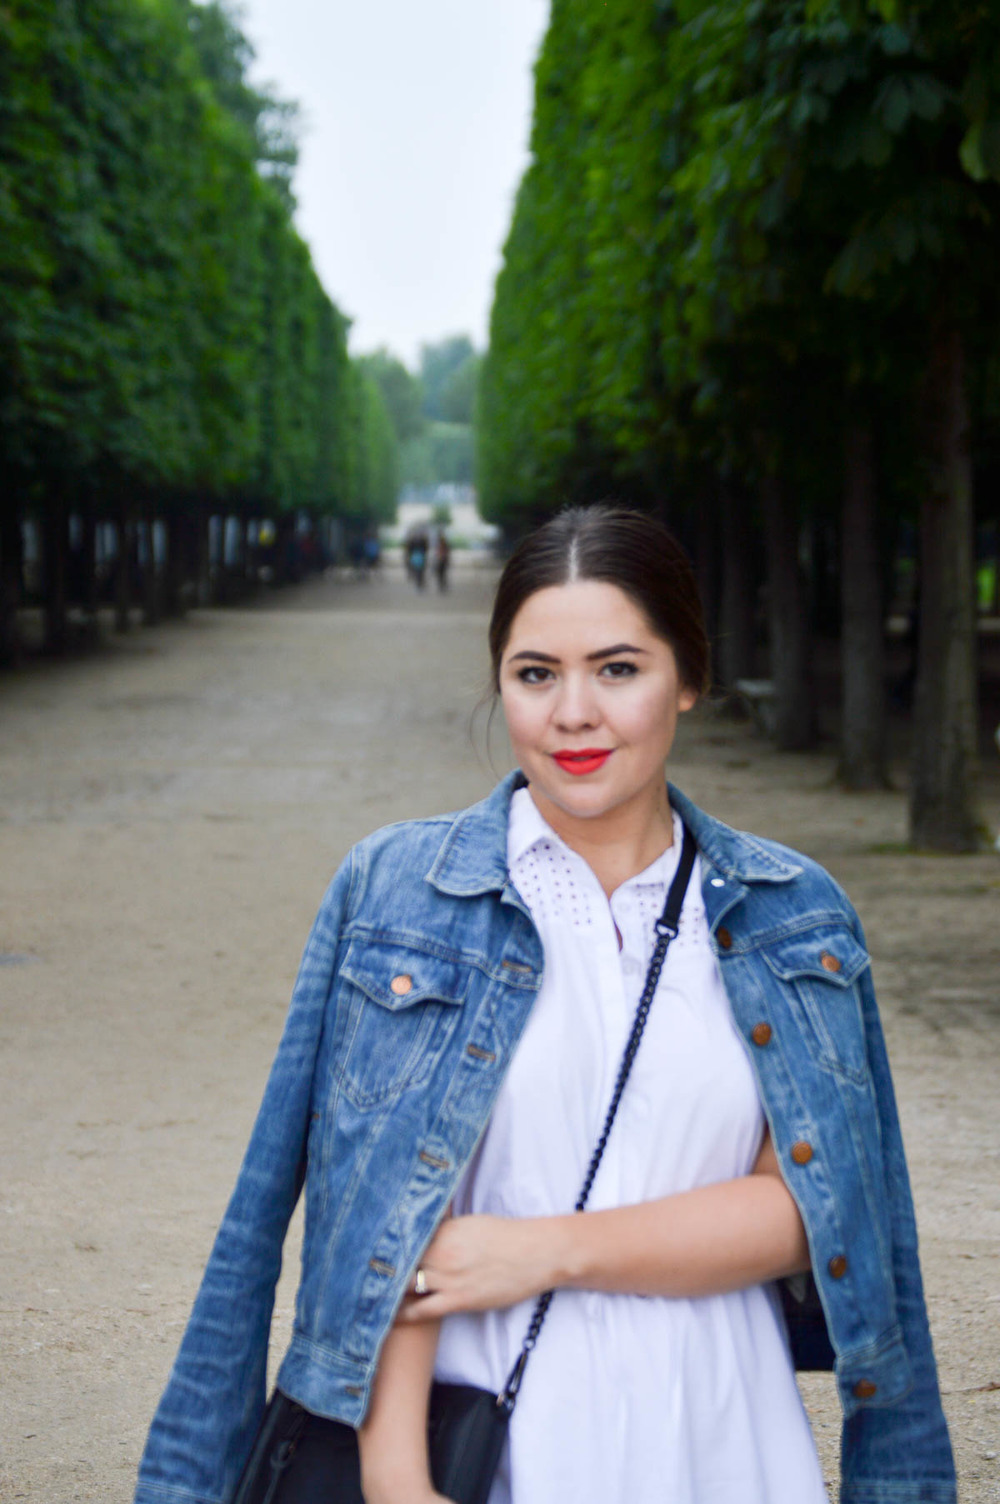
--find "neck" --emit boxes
[525,779,674,898]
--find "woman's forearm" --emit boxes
[357,1317,445,1504]
[550,1132,810,1299]
[399,1141,811,1322]
[545,1171,811,1298]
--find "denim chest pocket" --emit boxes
[760,927,871,1083]
[335,937,473,1108]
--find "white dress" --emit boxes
[433,788,827,1504]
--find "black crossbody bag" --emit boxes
[233,824,697,1504]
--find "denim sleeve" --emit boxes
[133,851,357,1504]
[839,915,956,1504]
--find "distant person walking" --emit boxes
[433,530,451,593]
[363,533,382,577]
[405,528,429,591]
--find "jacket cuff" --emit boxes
[841,1482,957,1503]
[134,1485,222,1504]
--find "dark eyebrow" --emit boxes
[586,643,647,661]
[507,643,648,664]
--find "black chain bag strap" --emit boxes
[234,823,697,1504]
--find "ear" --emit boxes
[678,686,699,713]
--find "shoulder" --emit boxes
[317,778,513,922]
[304,811,463,943]
[744,833,864,941]
[747,828,853,904]
[354,808,461,862]
[669,784,862,935]
[337,808,467,904]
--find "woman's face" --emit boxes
[498,580,697,826]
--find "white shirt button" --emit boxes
[710,877,726,887]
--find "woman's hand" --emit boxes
[398,1213,561,1323]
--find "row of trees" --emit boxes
[0,0,398,660]
[478,0,1000,850]
[361,336,481,491]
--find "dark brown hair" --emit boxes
[488,505,710,694]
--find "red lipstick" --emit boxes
[552,748,613,776]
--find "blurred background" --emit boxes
[1,0,999,840]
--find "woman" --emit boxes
[134,507,955,1504]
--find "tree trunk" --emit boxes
[43,497,69,654]
[245,514,260,596]
[186,510,198,607]
[115,504,131,633]
[163,507,185,618]
[141,507,160,626]
[840,420,888,789]
[274,514,294,587]
[909,321,979,850]
[0,498,24,666]
[196,504,211,606]
[717,483,756,688]
[810,521,839,637]
[80,495,99,638]
[214,514,229,603]
[761,470,815,749]
[695,486,720,652]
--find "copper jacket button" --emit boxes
[829,1255,848,1279]
[820,951,842,973]
[790,1141,814,1165]
[717,926,733,950]
[751,1022,772,1047]
[853,1379,878,1399]
[390,974,413,996]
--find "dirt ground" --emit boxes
[1,560,998,1503]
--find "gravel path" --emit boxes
[1,562,997,1501]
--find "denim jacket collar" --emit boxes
[425,768,803,898]
[424,769,526,897]
[666,784,802,884]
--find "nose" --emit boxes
[553,672,600,732]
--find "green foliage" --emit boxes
[419,335,477,420]
[358,349,425,444]
[438,351,480,425]
[478,0,1000,525]
[400,421,475,488]
[0,0,395,535]
[360,338,480,491]
[346,365,399,524]
[183,0,300,208]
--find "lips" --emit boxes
[552,748,613,776]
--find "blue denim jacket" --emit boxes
[135,772,955,1504]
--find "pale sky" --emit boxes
[239,0,550,367]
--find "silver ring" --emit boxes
[414,1267,428,1297]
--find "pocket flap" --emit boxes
[761,927,869,987]
[340,938,472,1011]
